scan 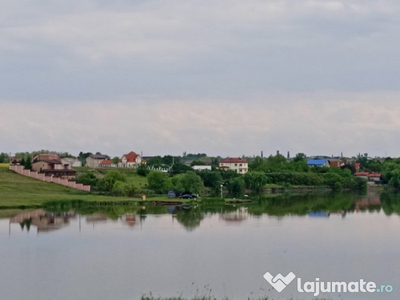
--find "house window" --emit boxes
[239,164,242,166]
[235,164,237,166]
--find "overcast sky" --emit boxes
[1,0,400,157]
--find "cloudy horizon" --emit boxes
[2,0,400,158]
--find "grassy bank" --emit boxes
[0,165,142,208]
[0,165,193,208]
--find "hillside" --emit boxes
[0,165,135,208]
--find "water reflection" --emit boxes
[7,191,400,234]
[9,209,76,233]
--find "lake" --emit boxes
[1,191,400,300]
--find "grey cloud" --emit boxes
[1,0,400,156]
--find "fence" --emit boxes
[9,165,91,192]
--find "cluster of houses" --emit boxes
[9,150,383,183]
[354,172,382,182]
[31,154,77,179]
[307,158,381,182]
[86,151,146,168]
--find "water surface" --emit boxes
[1,192,400,300]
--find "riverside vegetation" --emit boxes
[10,151,400,208]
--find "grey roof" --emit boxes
[90,153,109,159]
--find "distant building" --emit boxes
[99,159,118,168]
[86,152,110,168]
[307,159,330,167]
[354,172,370,180]
[62,157,82,168]
[32,154,76,179]
[120,151,146,168]
[192,165,212,171]
[219,157,248,174]
[9,157,21,164]
[328,159,345,168]
[368,173,382,182]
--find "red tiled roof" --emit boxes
[368,173,382,177]
[219,157,248,164]
[10,157,21,162]
[123,151,140,162]
[35,154,60,161]
[329,160,344,167]
[99,159,113,165]
[354,172,369,176]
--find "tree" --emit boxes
[173,171,204,194]
[226,176,245,197]
[169,163,191,175]
[112,181,138,197]
[244,171,268,194]
[191,160,206,166]
[147,171,171,194]
[24,155,32,170]
[249,156,264,171]
[0,152,9,163]
[78,152,92,165]
[76,171,99,186]
[112,157,120,165]
[137,164,149,177]
[98,170,126,192]
[294,153,307,162]
[196,170,222,193]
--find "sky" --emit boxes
[1,0,400,158]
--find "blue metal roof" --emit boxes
[307,159,328,165]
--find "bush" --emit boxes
[112,181,138,197]
[76,172,99,186]
[98,170,126,192]
[226,176,245,197]
[137,164,149,177]
[147,171,172,193]
[173,171,204,194]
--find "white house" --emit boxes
[219,158,248,174]
[192,165,212,171]
[62,158,82,168]
[120,151,146,168]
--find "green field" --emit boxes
[0,165,143,208]
[0,165,189,208]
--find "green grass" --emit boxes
[0,166,198,208]
[74,166,149,188]
[0,166,139,208]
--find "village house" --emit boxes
[328,159,345,168]
[307,159,330,167]
[354,172,369,180]
[31,154,76,179]
[368,173,382,182]
[99,159,119,168]
[62,157,82,167]
[9,157,21,164]
[120,151,146,168]
[86,152,110,168]
[219,157,248,174]
[192,165,212,171]
[354,172,382,182]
